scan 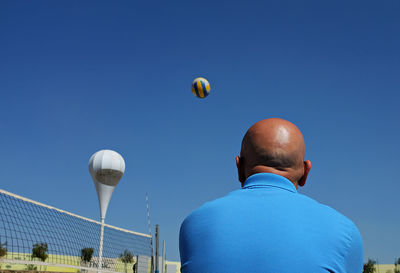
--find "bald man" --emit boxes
[179,118,363,273]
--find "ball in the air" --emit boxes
[192,77,211,98]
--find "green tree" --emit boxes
[119,249,134,273]
[0,241,7,269]
[80,248,94,265]
[32,242,48,271]
[363,259,376,273]
[394,257,400,273]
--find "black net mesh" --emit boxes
[0,190,152,272]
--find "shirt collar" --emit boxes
[242,173,297,193]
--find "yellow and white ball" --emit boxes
[192,77,211,98]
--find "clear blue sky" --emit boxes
[1,0,399,263]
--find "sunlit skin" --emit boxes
[236,118,311,189]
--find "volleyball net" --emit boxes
[0,189,152,273]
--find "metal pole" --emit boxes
[98,217,105,273]
[162,240,165,273]
[155,225,159,273]
[146,193,154,273]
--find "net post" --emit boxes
[155,225,159,273]
[98,217,105,273]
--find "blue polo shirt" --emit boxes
[179,173,363,273]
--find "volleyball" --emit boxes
[192,77,211,98]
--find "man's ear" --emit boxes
[298,160,311,187]
[236,156,245,185]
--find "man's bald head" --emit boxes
[236,118,311,188]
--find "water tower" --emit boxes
[89,149,125,271]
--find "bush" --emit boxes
[119,250,134,273]
[363,259,376,273]
[119,249,134,264]
[32,242,48,262]
[26,264,38,271]
[81,248,94,264]
[0,241,7,258]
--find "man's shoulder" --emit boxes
[181,190,241,226]
[296,193,359,232]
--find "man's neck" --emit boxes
[245,166,299,189]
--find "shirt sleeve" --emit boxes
[344,224,364,273]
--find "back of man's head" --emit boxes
[236,118,311,188]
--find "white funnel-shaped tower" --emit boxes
[89,149,125,272]
[89,149,125,219]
